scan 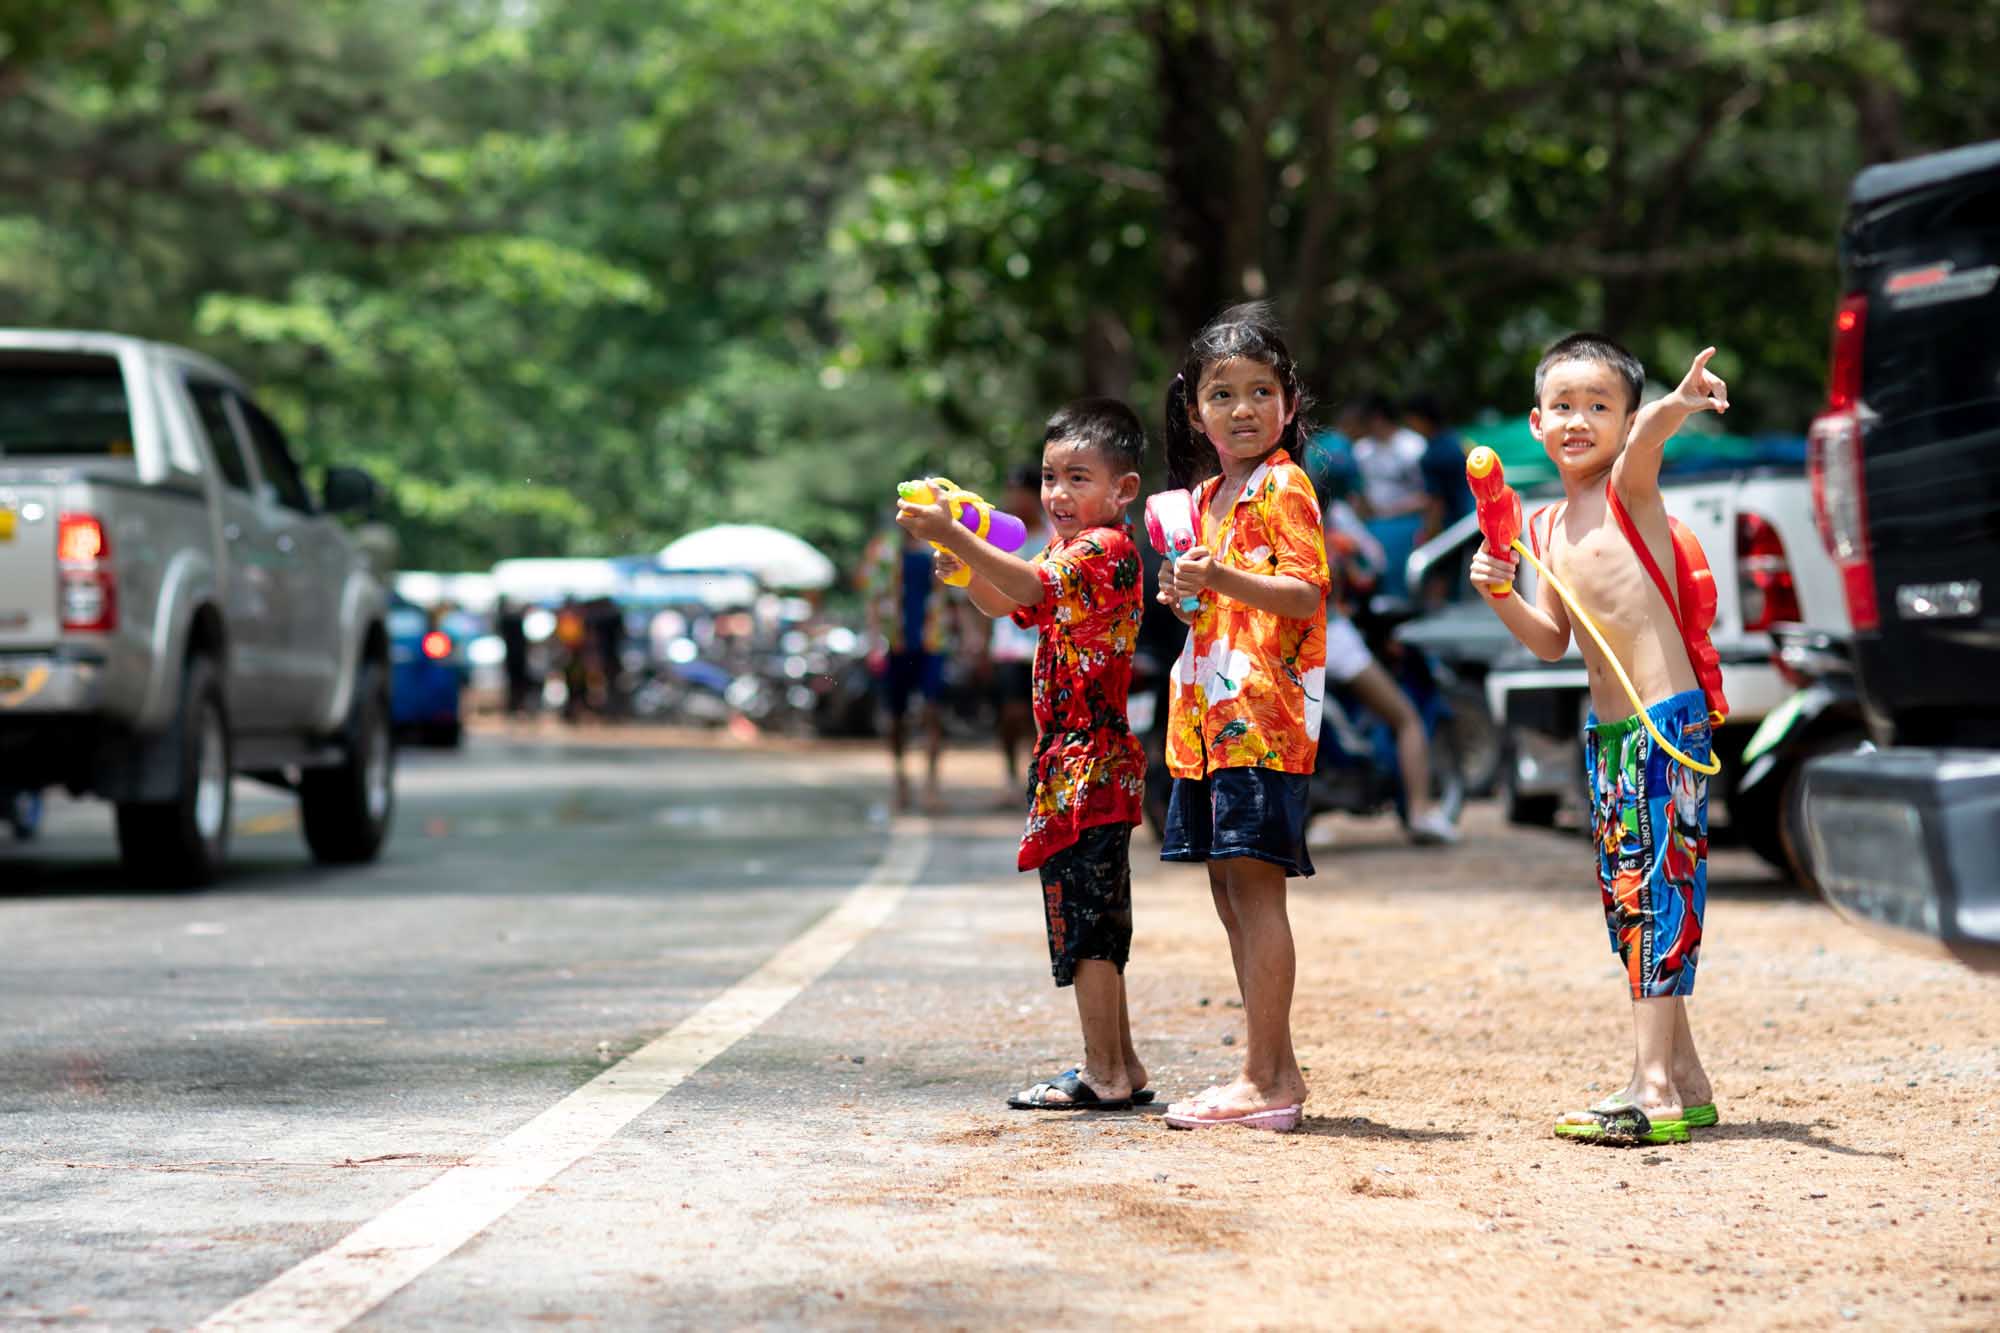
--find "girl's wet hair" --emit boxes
[1164,301,1312,490]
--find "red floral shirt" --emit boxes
[1008,523,1146,870]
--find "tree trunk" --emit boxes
[1858,0,1909,164]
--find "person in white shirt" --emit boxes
[1347,394,1443,597]
[988,465,1051,796]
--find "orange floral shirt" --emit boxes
[1165,450,1330,778]
[1009,524,1146,870]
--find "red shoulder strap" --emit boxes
[1604,479,1685,637]
[1528,503,1561,562]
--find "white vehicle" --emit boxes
[1430,464,1847,869]
[0,331,392,886]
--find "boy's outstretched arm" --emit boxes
[1470,549,1571,661]
[1618,346,1730,498]
[896,499,1046,611]
[933,549,1017,618]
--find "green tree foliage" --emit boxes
[0,0,1986,571]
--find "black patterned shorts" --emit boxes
[1038,822,1134,988]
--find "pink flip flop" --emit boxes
[1163,1101,1303,1132]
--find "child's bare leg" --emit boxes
[1207,864,1248,997]
[1205,859,1308,1114]
[1626,996,1684,1121]
[1066,960,1132,1100]
[1117,976,1148,1094]
[1671,998,1712,1106]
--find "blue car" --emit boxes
[388,596,468,747]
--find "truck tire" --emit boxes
[116,655,232,888]
[301,659,395,865]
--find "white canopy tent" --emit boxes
[658,524,836,591]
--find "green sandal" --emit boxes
[1590,1093,1719,1129]
[1555,1105,1691,1145]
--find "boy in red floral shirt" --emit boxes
[897,398,1152,1111]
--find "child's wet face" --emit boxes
[1191,357,1293,465]
[1532,359,1634,478]
[1041,439,1136,540]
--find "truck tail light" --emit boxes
[1809,292,1878,632]
[1827,294,1866,412]
[1737,510,1799,632]
[57,512,117,632]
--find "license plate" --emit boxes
[0,510,14,542]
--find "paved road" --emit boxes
[1,739,977,1329]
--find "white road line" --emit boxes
[197,821,931,1333]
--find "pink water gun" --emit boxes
[1144,490,1203,614]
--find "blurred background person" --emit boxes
[986,463,1050,802]
[1405,391,1471,541]
[861,513,957,812]
[1348,393,1436,600]
[496,596,533,716]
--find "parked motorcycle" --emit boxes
[1310,606,1468,835]
[1733,623,1870,889]
[8,788,42,842]
[1140,606,1468,840]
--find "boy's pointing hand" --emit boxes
[1676,346,1729,416]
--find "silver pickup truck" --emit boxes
[0,331,393,886]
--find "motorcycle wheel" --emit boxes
[1401,715,1468,830]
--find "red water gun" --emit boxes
[1465,446,1523,599]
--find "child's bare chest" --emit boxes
[1550,518,1654,632]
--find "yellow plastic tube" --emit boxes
[1504,539,1724,777]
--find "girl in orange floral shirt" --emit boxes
[1156,303,1330,1134]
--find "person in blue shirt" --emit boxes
[1406,391,1471,539]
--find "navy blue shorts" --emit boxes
[881,651,945,717]
[1161,768,1315,878]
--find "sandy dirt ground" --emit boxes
[477,720,2000,1330]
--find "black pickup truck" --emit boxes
[1802,140,2000,970]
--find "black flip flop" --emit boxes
[1049,1066,1155,1103]
[1006,1070,1134,1111]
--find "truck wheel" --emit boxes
[116,655,232,888]
[1499,731,1560,828]
[301,659,395,865]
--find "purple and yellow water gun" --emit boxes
[896,476,1030,587]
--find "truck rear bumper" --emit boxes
[0,652,106,713]
[1802,749,2000,971]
